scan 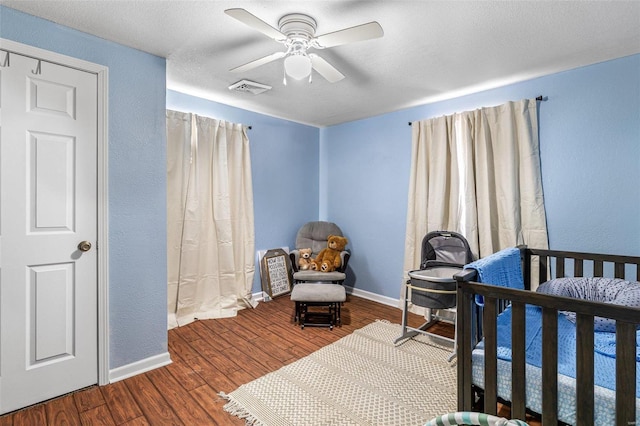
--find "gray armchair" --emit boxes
[289,221,350,284]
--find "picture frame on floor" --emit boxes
[260,248,293,299]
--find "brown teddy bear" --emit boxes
[297,248,314,270]
[314,235,348,272]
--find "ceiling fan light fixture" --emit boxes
[284,54,312,80]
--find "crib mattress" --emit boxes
[471,303,640,425]
[471,348,640,425]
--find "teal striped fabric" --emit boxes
[424,411,529,426]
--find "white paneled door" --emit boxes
[0,51,98,414]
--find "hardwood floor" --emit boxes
[0,295,444,425]
[0,295,539,425]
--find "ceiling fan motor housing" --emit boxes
[278,14,317,41]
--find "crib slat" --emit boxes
[458,288,474,410]
[555,256,565,278]
[483,297,498,415]
[576,314,594,426]
[614,262,625,279]
[539,256,548,283]
[616,321,636,424]
[574,258,584,277]
[593,260,603,277]
[541,307,558,425]
[510,302,526,420]
[523,250,532,290]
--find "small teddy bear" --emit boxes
[297,248,314,270]
[315,235,348,273]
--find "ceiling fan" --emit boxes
[224,8,384,84]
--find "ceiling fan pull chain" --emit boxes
[283,66,287,86]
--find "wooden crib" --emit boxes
[455,247,640,425]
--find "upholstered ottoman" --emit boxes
[290,284,346,330]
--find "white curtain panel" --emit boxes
[402,99,548,310]
[166,110,256,329]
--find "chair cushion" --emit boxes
[290,284,346,303]
[296,221,343,256]
[293,270,346,282]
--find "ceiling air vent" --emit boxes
[228,79,272,95]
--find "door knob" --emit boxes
[78,241,92,252]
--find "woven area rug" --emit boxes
[220,320,457,425]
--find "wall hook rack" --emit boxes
[32,59,42,75]
[0,51,9,68]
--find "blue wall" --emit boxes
[166,91,320,293]
[4,4,638,373]
[1,7,168,369]
[322,54,640,299]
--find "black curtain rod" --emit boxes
[408,96,545,126]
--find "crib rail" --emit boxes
[456,248,640,426]
[524,247,640,287]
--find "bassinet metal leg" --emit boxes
[399,287,409,331]
[395,282,421,344]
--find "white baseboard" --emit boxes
[254,288,403,310]
[253,291,269,302]
[345,285,402,309]
[109,352,172,383]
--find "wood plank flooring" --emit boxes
[0,295,539,425]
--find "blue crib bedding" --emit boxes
[490,305,640,397]
[464,247,524,290]
[464,248,524,307]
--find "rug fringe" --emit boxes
[218,391,265,426]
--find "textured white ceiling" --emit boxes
[3,1,640,127]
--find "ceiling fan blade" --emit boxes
[230,51,286,73]
[309,54,345,83]
[314,21,383,48]
[224,8,287,41]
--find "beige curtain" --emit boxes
[470,100,549,256]
[167,110,256,329]
[402,99,548,310]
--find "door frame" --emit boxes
[0,38,110,386]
